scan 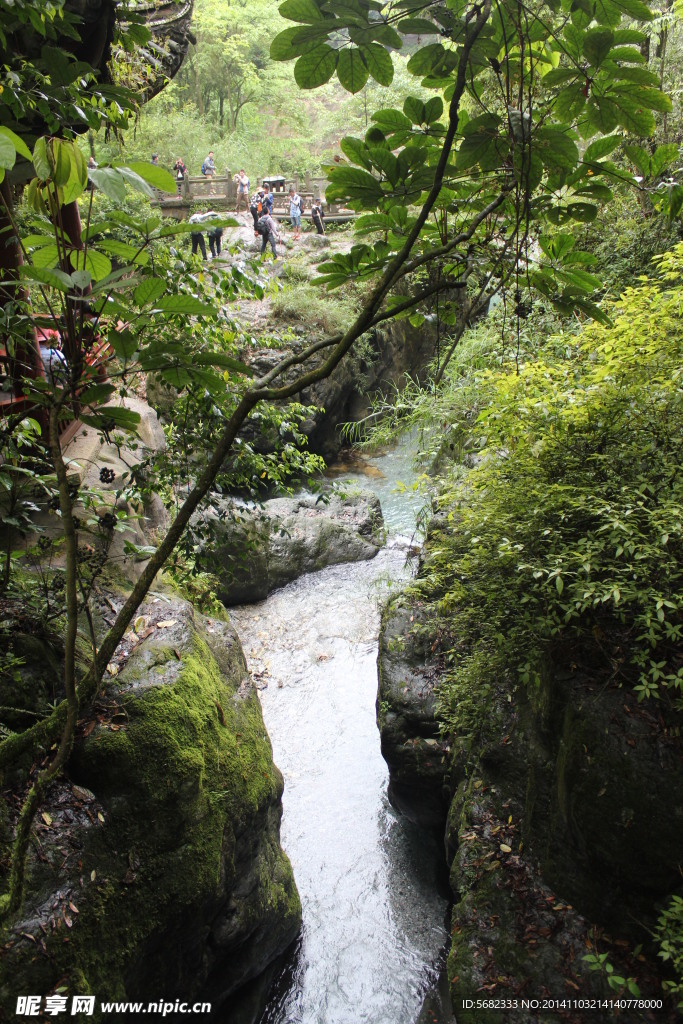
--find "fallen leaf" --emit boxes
[134,615,147,634]
[499,843,512,854]
[82,721,96,738]
[157,619,177,629]
[64,913,72,928]
[72,785,95,803]
[90,870,96,882]
[97,812,105,824]
[41,812,52,827]
[68,902,79,915]
[106,663,118,676]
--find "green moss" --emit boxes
[0,633,299,1016]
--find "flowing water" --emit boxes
[229,443,452,1024]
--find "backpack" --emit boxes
[256,216,269,236]
[300,198,305,214]
[201,161,207,175]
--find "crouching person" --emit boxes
[257,212,280,257]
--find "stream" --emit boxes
[229,442,453,1024]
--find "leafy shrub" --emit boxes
[655,895,683,1008]
[411,245,683,733]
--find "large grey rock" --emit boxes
[199,490,384,605]
[0,594,300,1016]
[377,565,683,1020]
[377,599,452,831]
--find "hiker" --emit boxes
[188,210,216,260]
[235,169,250,213]
[207,219,223,259]
[201,152,216,178]
[257,212,280,258]
[201,151,216,193]
[250,187,264,236]
[311,197,325,235]
[288,187,303,240]
[174,158,187,194]
[87,155,97,170]
[151,153,159,166]
[261,184,273,215]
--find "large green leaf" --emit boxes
[404,96,426,124]
[69,248,113,281]
[536,128,579,172]
[19,265,72,290]
[270,26,312,61]
[423,97,444,124]
[134,278,167,307]
[0,126,32,162]
[108,328,139,360]
[88,167,127,202]
[337,47,369,93]
[294,45,338,88]
[615,0,653,19]
[279,0,324,22]
[0,135,17,171]
[622,144,650,177]
[340,137,372,169]
[32,138,53,180]
[585,95,619,134]
[326,166,384,203]
[396,17,440,35]
[583,28,613,69]
[554,84,587,122]
[123,161,177,194]
[360,43,393,85]
[407,44,446,76]
[98,240,149,265]
[368,147,399,185]
[31,244,60,269]
[583,134,621,162]
[372,108,413,134]
[650,144,680,179]
[154,294,216,315]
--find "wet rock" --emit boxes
[198,490,384,605]
[376,578,683,1018]
[377,600,451,831]
[0,595,300,1015]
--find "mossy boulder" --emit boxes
[0,596,300,1018]
[198,491,384,605]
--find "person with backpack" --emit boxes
[250,187,265,236]
[201,151,216,194]
[256,211,280,258]
[288,187,303,240]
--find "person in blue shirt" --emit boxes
[288,188,302,240]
